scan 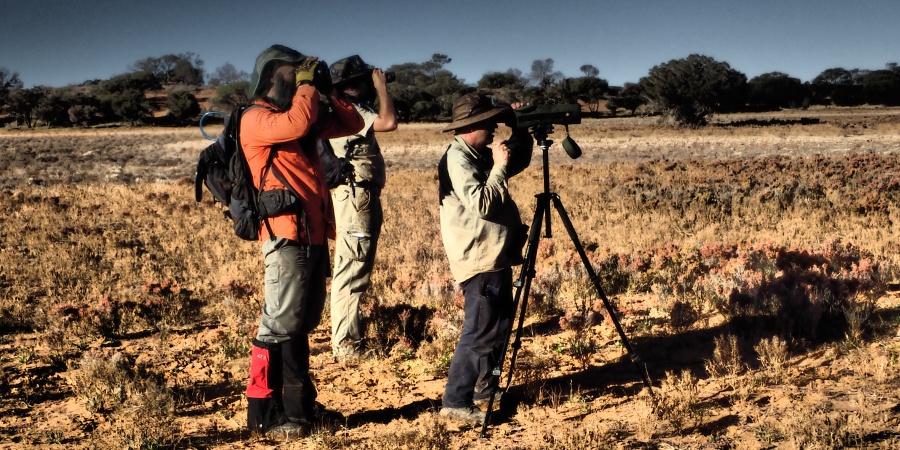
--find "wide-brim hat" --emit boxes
[249,44,307,98]
[330,55,374,87]
[442,92,510,132]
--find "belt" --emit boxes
[345,180,380,191]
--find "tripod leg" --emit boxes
[502,200,546,390]
[549,194,653,393]
[479,195,547,438]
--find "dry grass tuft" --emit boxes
[68,350,180,449]
[778,403,865,450]
[307,414,450,449]
[754,336,790,383]
[644,369,704,436]
[705,334,745,380]
[536,419,625,449]
[511,348,555,404]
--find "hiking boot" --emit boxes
[473,390,502,407]
[333,341,365,362]
[264,420,308,440]
[439,405,486,425]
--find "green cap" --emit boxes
[248,44,307,98]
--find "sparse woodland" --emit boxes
[1,108,899,449]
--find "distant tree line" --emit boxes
[630,55,900,125]
[1,52,899,128]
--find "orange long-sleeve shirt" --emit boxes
[240,84,364,244]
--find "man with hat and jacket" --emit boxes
[437,92,533,425]
[241,44,363,440]
[326,55,397,360]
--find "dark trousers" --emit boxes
[442,267,514,408]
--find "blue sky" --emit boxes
[2,0,898,88]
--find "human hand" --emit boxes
[492,141,511,168]
[372,68,388,91]
[295,56,319,86]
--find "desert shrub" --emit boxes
[69,351,134,414]
[363,302,433,357]
[535,420,621,449]
[139,279,201,327]
[754,336,789,383]
[844,343,900,383]
[0,292,32,332]
[528,266,566,319]
[44,297,127,341]
[93,384,179,450]
[308,415,449,449]
[667,300,700,331]
[415,337,455,377]
[705,334,746,380]
[211,278,261,356]
[214,278,258,308]
[843,292,880,344]
[510,348,555,404]
[682,240,889,343]
[166,90,200,124]
[778,404,865,450]
[585,251,631,296]
[552,330,597,369]
[70,349,179,449]
[647,369,704,436]
[768,242,886,342]
[217,329,250,360]
[42,280,201,340]
[556,265,599,315]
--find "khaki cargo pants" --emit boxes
[330,184,382,356]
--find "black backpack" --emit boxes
[195,105,281,241]
[316,138,349,189]
[316,136,365,189]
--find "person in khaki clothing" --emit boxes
[437,92,533,425]
[327,55,398,359]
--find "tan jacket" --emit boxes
[328,104,386,189]
[438,135,529,283]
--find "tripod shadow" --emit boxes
[495,302,900,426]
[344,398,440,428]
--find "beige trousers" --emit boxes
[329,184,382,355]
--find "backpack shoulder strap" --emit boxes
[235,103,281,241]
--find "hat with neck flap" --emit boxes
[248,44,307,99]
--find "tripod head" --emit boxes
[531,123,555,147]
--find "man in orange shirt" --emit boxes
[241,44,363,440]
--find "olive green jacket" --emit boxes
[438,135,531,283]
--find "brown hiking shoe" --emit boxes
[473,390,502,407]
[439,406,486,425]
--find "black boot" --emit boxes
[246,339,284,433]
[281,336,318,424]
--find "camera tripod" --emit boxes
[480,124,653,438]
